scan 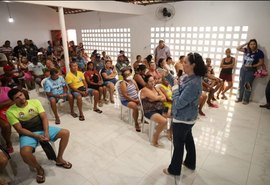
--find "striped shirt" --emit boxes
[119,81,138,101]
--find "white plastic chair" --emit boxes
[138,90,158,142]
[115,80,133,125]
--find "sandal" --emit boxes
[56,161,72,169]
[70,112,78,118]
[36,167,45,184]
[93,109,103,114]
[55,118,61,125]
[79,115,85,121]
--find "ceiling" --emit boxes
[47,0,181,15]
[48,6,92,15]
[115,0,181,6]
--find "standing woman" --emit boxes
[217,48,236,100]
[236,39,264,104]
[163,53,207,176]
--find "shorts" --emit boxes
[71,88,94,97]
[104,78,117,86]
[20,126,61,149]
[219,73,232,82]
[144,109,163,119]
[48,95,68,103]
[121,100,129,107]
[89,84,103,91]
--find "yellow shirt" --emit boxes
[6,99,44,126]
[161,84,172,109]
[65,71,85,89]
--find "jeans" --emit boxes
[168,122,196,175]
[238,66,256,102]
[266,80,270,103]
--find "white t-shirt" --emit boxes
[28,63,45,76]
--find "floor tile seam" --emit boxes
[244,107,262,185]
[198,168,243,185]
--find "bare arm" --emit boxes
[252,58,264,68]
[237,42,248,52]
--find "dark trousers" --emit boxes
[168,122,196,175]
[266,80,270,103]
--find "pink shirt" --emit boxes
[0,87,11,104]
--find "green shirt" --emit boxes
[6,99,45,126]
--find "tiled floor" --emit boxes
[3,90,270,185]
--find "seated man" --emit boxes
[65,62,102,119]
[43,68,76,124]
[28,56,45,87]
[6,88,71,184]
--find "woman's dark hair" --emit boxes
[145,55,153,63]
[187,52,207,77]
[247,39,258,51]
[166,57,172,62]
[144,74,153,83]
[136,55,141,60]
[179,55,185,60]
[8,88,21,100]
[135,64,146,72]
[87,61,94,70]
[157,58,165,68]
[121,67,132,78]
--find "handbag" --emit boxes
[39,141,57,161]
[254,64,268,78]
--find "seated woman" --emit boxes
[19,56,35,90]
[133,64,147,90]
[146,61,162,84]
[0,80,14,153]
[118,67,140,132]
[101,60,118,103]
[140,75,167,147]
[85,62,108,106]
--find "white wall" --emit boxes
[0,1,269,102]
[0,2,59,48]
[64,1,270,103]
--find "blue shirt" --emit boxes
[44,76,66,95]
[243,48,264,66]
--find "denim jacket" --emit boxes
[172,74,202,122]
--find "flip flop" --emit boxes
[70,112,78,118]
[36,167,45,183]
[79,115,85,121]
[93,109,103,114]
[55,119,61,125]
[56,161,72,169]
